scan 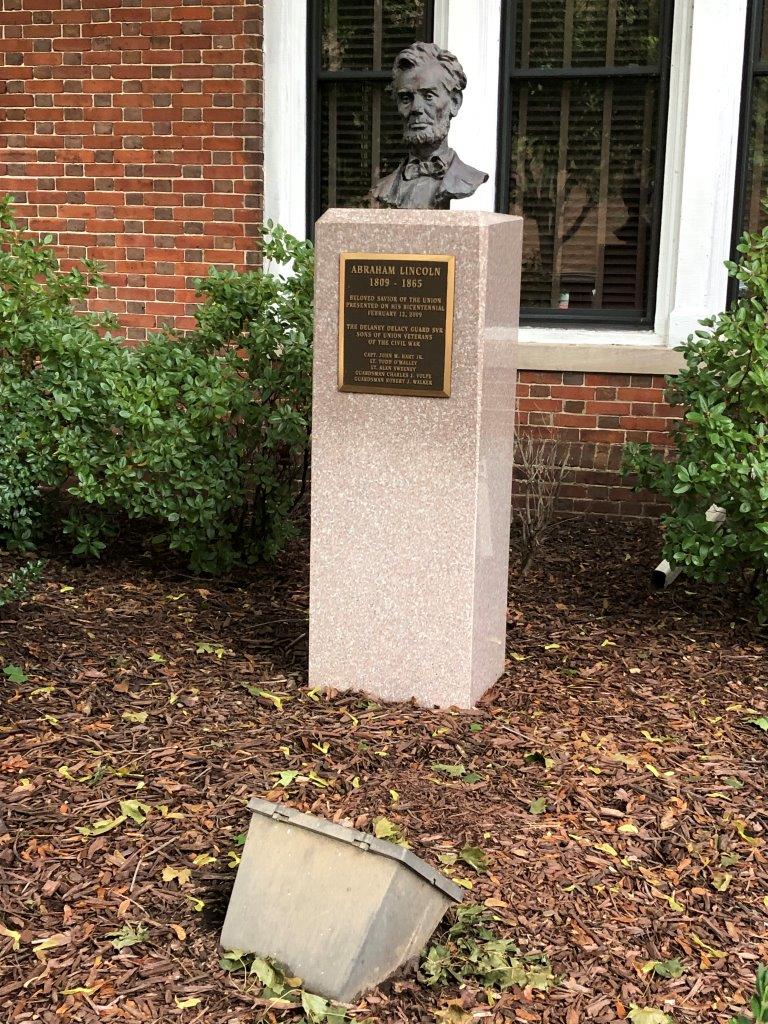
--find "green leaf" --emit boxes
[3,664,28,684]
[274,770,299,788]
[373,816,409,848]
[121,710,148,725]
[76,815,126,836]
[119,800,149,824]
[432,763,466,778]
[643,958,685,979]
[523,750,554,769]
[458,846,489,873]
[301,991,330,1023]
[249,956,280,990]
[107,924,149,950]
[748,717,768,732]
[529,797,548,815]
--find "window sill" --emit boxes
[515,326,685,375]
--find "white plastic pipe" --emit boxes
[651,505,727,590]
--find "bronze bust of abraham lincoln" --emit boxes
[371,41,488,210]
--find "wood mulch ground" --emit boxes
[1,518,766,1024]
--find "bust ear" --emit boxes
[450,89,463,118]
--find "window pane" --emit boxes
[503,0,667,320]
[514,0,661,70]
[322,0,428,71]
[744,78,768,234]
[316,0,433,217]
[320,82,406,208]
[509,77,659,312]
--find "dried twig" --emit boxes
[513,433,572,574]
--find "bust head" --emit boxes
[391,42,467,152]
[371,41,487,209]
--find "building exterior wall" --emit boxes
[514,370,678,518]
[0,0,263,342]
[0,2,712,520]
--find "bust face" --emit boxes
[393,60,461,148]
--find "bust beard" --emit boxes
[403,125,447,147]
[402,109,452,149]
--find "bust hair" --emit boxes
[391,41,467,94]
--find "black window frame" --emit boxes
[495,0,675,329]
[729,0,766,306]
[306,0,436,235]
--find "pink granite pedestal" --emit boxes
[309,209,523,708]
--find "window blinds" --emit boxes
[502,0,669,324]
[316,0,432,213]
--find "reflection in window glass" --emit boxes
[317,1,431,214]
[502,0,669,322]
[743,5,768,235]
[744,80,768,234]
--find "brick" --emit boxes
[562,371,584,385]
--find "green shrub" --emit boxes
[730,964,768,1024]
[0,559,45,609]
[623,206,768,618]
[0,196,313,572]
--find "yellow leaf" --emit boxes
[619,823,639,834]
[593,842,618,857]
[628,667,641,674]
[60,585,75,593]
[159,805,186,820]
[509,651,528,662]
[0,924,22,950]
[33,934,69,959]
[185,895,205,912]
[711,871,732,893]
[734,820,759,844]
[453,877,474,889]
[170,924,186,941]
[162,866,191,886]
[174,996,202,1009]
[192,853,217,867]
[122,711,148,725]
[600,639,616,647]
[62,986,98,996]
[689,932,727,959]
[544,643,560,650]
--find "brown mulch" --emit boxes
[0,518,766,1024]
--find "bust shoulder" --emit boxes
[440,154,489,200]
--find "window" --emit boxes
[307,0,435,229]
[734,0,768,239]
[497,0,673,327]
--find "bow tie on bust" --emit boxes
[402,154,448,180]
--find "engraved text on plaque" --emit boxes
[338,252,455,397]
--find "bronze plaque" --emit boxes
[338,252,455,397]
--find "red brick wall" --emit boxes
[0,0,263,342]
[514,369,679,518]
